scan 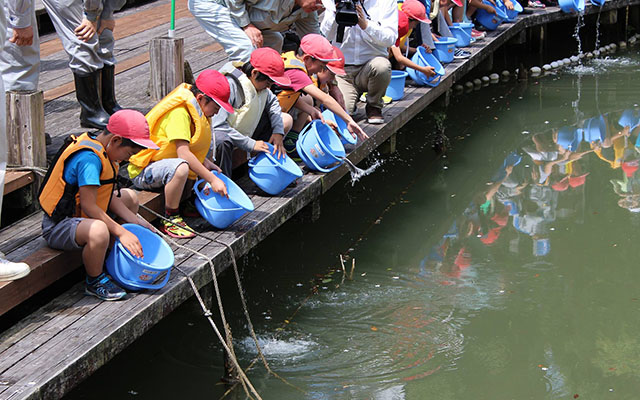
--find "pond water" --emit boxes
[67,48,640,400]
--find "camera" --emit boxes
[335,0,359,42]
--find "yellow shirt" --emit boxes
[127,107,194,178]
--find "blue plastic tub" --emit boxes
[476,0,508,30]
[106,224,174,291]
[619,109,639,130]
[505,0,523,21]
[433,36,458,63]
[450,25,471,47]
[385,70,409,101]
[558,0,585,13]
[407,47,445,87]
[194,171,254,229]
[321,109,357,145]
[296,120,346,173]
[583,115,606,143]
[557,126,582,151]
[249,143,303,195]
[590,0,605,5]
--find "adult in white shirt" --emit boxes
[320,0,398,124]
[0,5,31,281]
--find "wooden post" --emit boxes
[149,37,185,101]
[379,132,397,154]
[602,9,617,25]
[5,90,46,168]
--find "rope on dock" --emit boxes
[138,204,307,396]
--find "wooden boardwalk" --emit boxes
[1,0,639,398]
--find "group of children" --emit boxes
[36,0,537,300]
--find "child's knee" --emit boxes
[86,220,110,247]
[282,113,293,132]
[173,162,189,181]
[120,188,140,212]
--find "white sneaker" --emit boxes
[0,256,30,282]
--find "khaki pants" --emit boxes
[337,56,391,114]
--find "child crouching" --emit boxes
[39,110,159,301]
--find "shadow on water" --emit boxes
[66,49,640,400]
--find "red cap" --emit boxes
[622,162,638,178]
[401,0,431,24]
[300,33,340,62]
[451,0,463,7]
[569,172,589,188]
[195,69,234,113]
[397,10,410,47]
[106,110,158,149]
[551,176,570,192]
[326,46,346,76]
[250,47,291,87]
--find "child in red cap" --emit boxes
[212,47,296,177]
[128,69,232,238]
[389,9,436,79]
[275,33,368,149]
[39,110,159,301]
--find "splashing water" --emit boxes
[573,13,585,57]
[343,157,384,186]
[594,10,601,51]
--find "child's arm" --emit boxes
[390,46,436,77]
[470,0,496,13]
[79,185,143,258]
[303,84,368,140]
[174,139,228,197]
[328,83,346,111]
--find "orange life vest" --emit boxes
[39,133,117,222]
[276,51,308,113]
[128,83,211,180]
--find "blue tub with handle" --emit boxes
[559,0,585,13]
[557,126,582,151]
[505,0,523,21]
[296,120,346,173]
[249,143,303,195]
[583,115,606,143]
[450,24,472,47]
[476,0,508,30]
[321,109,358,145]
[385,70,409,101]
[407,47,445,87]
[433,36,458,64]
[106,224,174,291]
[194,171,254,229]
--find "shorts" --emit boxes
[131,158,188,191]
[42,214,83,251]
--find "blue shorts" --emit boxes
[131,158,188,190]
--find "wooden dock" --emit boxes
[1,0,639,398]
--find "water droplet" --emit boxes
[392,276,400,280]
[296,283,303,287]
[550,228,555,231]
[544,121,550,124]
[443,166,448,170]
[265,316,272,320]
[375,284,381,287]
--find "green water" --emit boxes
[67,49,640,399]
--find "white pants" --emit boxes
[0,5,7,215]
[0,4,40,91]
[42,0,115,74]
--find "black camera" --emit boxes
[335,0,359,42]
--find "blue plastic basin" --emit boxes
[194,171,254,229]
[249,143,303,195]
[433,36,458,64]
[385,70,409,101]
[407,47,445,87]
[296,120,346,173]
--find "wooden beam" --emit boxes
[149,37,185,101]
[5,91,46,168]
[2,171,35,195]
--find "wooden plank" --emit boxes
[0,212,41,254]
[2,171,35,195]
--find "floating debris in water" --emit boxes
[296,283,303,287]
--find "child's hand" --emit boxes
[208,176,228,198]
[348,120,368,141]
[421,66,436,77]
[253,140,270,153]
[269,134,286,159]
[119,230,144,258]
[421,44,433,53]
[487,5,497,14]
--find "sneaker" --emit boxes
[161,215,196,238]
[471,29,486,40]
[0,256,30,282]
[85,273,126,301]
[365,104,384,124]
[528,0,546,7]
[454,48,472,59]
[284,131,301,160]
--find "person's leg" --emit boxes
[42,0,109,128]
[75,219,110,278]
[354,57,391,123]
[97,25,121,114]
[0,5,40,91]
[291,94,313,133]
[261,31,284,53]
[282,112,293,134]
[214,130,235,178]
[116,188,140,214]
[336,65,363,115]
[188,0,254,63]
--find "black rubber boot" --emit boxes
[101,64,122,115]
[74,70,110,129]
